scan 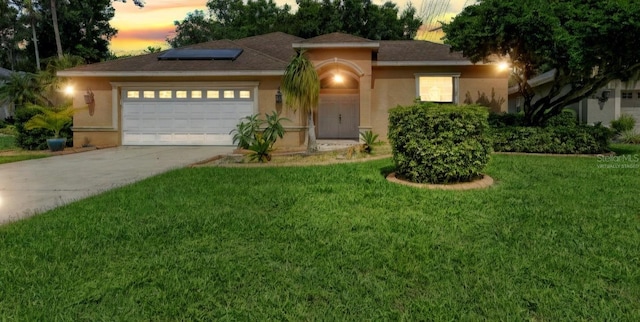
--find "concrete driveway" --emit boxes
[0,146,233,225]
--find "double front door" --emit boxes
[318,94,359,139]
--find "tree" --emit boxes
[281,50,320,152]
[442,0,640,125]
[22,0,41,70]
[0,0,26,70]
[169,0,421,47]
[0,72,45,112]
[36,0,117,63]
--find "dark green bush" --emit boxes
[490,109,611,154]
[611,114,636,134]
[543,109,578,127]
[14,107,72,150]
[388,103,492,184]
[491,123,612,154]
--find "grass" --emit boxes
[0,135,15,150]
[0,135,49,164]
[1,148,639,320]
[0,154,48,164]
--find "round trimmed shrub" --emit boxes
[388,103,492,184]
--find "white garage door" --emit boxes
[620,90,640,133]
[122,88,254,145]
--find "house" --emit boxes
[0,67,13,120]
[57,32,509,148]
[508,70,640,132]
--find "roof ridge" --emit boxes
[228,39,290,64]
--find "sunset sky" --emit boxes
[109,0,470,55]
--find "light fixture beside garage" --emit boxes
[276,87,283,104]
[84,89,95,116]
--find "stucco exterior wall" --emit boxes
[68,75,309,148]
[371,65,508,140]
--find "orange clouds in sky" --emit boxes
[109,0,468,55]
[110,0,206,54]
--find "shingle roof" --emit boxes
[377,40,468,63]
[302,32,374,44]
[58,32,472,76]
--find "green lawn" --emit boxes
[1,150,639,320]
[0,135,15,150]
[0,135,49,164]
[0,154,48,164]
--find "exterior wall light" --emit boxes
[597,89,611,110]
[275,87,282,104]
[84,89,95,116]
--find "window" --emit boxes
[207,90,219,99]
[159,90,172,99]
[191,90,202,99]
[622,91,633,99]
[416,75,459,103]
[176,91,188,98]
[239,90,251,99]
[223,90,235,99]
[127,91,139,99]
[143,91,155,99]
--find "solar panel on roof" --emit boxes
[158,49,243,61]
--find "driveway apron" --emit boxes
[0,146,232,225]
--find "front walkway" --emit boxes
[0,146,233,225]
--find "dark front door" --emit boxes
[318,94,359,139]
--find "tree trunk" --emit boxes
[307,110,317,152]
[31,21,40,70]
[51,0,63,58]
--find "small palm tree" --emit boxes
[24,104,76,138]
[0,72,45,112]
[281,50,320,152]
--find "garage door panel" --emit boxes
[123,99,253,145]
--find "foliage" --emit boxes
[490,112,612,154]
[611,114,637,134]
[23,103,76,138]
[2,154,640,320]
[282,50,320,152]
[388,103,492,184]
[0,72,46,110]
[169,0,422,47]
[247,133,273,163]
[0,124,17,135]
[262,111,288,144]
[443,0,640,125]
[230,114,262,149]
[13,104,59,150]
[618,130,640,144]
[359,130,379,154]
[231,112,289,162]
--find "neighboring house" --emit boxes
[58,32,509,148]
[508,70,640,132]
[0,67,12,120]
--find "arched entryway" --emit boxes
[316,59,362,139]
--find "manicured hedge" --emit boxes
[489,111,612,154]
[388,103,492,184]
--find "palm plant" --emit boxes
[0,72,45,112]
[281,50,320,152]
[24,103,75,138]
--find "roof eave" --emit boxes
[373,61,476,66]
[57,70,285,77]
